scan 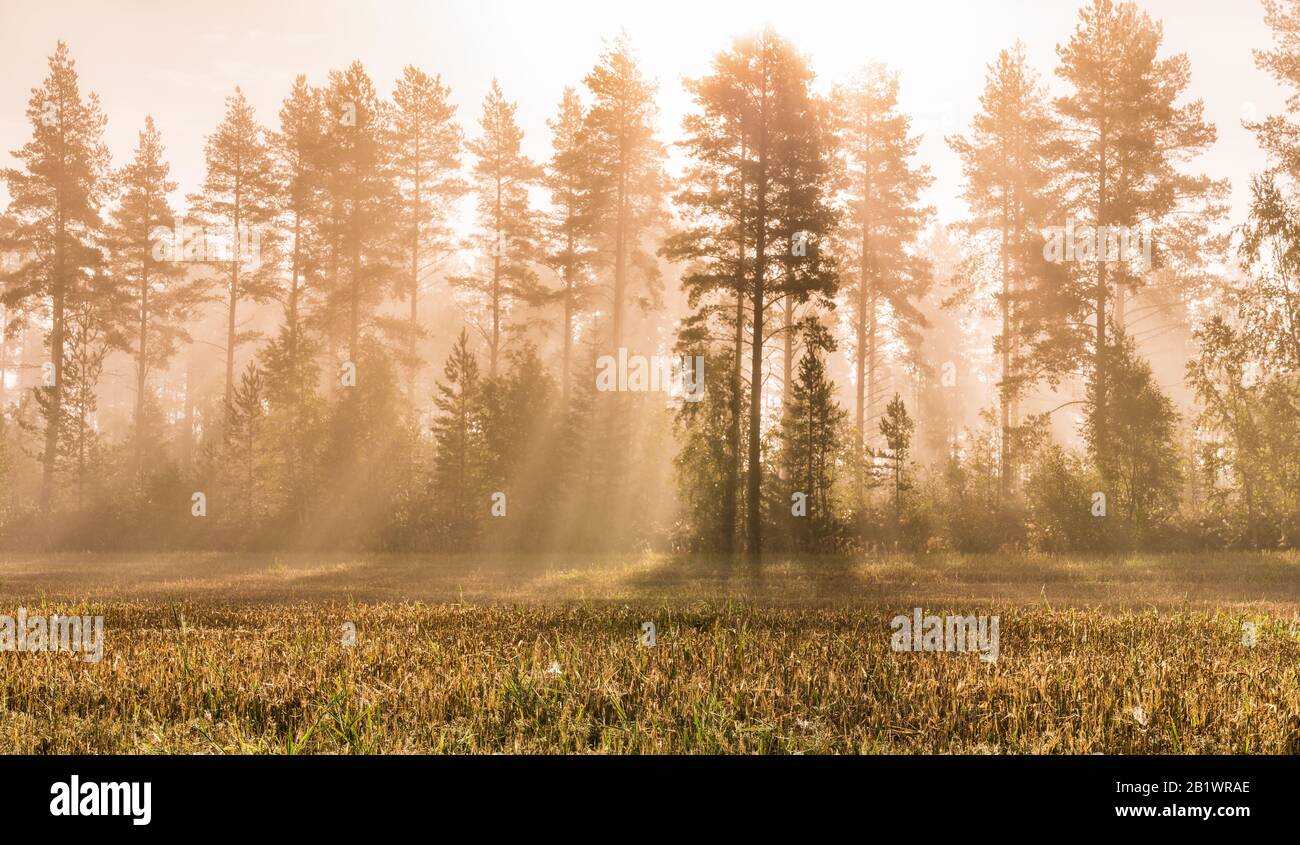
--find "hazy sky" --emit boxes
[0,0,1284,227]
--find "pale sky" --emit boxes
[0,0,1284,228]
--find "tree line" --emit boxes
[1,0,1298,563]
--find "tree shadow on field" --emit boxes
[621,553,739,600]
[620,552,878,605]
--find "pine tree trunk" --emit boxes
[612,163,627,350]
[782,294,793,411]
[136,262,149,495]
[999,214,1010,501]
[42,222,64,516]
[747,66,769,569]
[226,199,241,405]
[1094,130,1110,444]
[724,143,747,557]
[562,267,573,411]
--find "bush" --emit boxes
[1024,443,1111,552]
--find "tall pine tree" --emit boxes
[832,63,933,508]
[0,42,110,515]
[672,30,838,565]
[189,87,278,405]
[453,80,540,378]
[390,66,464,401]
[948,44,1066,497]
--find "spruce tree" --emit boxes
[431,329,486,549]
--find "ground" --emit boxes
[0,551,1296,753]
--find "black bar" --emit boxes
[3,754,1283,832]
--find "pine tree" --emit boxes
[59,296,109,513]
[188,87,279,405]
[223,361,267,528]
[480,343,558,549]
[948,44,1065,498]
[260,321,324,528]
[671,29,839,565]
[833,63,933,508]
[878,392,914,519]
[543,87,599,408]
[1084,331,1181,536]
[582,35,667,349]
[662,62,754,554]
[0,42,110,514]
[778,319,846,550]
[318,62,399,363]
[453,81,541,378]
[108,116,204,494]
[670,331,742,552]
[1250,0,1300,180]
[1055,0,1224,448]
[265,75,327,519]
[390,66,465,402]
[270,75,325,372]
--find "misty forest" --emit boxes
[2,0,1300,566]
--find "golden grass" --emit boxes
[0,552,1296,753]
[0,601,1296,754]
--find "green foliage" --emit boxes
[877,393,914,519]
[939,425,1025,553]
[776,321,847,552]
[1085,332,1183,538]
[480,343,560,549]
[672,343,740,552]
[1024,442,1107,552]
[429,330,486,549]
[1187,174,1300,546]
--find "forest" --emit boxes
[1,0,1299,565]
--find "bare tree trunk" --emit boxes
[409,156,422,404]
[181,353,195,467]
[1094,130,1110,443]
[490,173,502,377]
[42,228,64,516]
[562,270,573,410]
[782,293,794,411]
[350,229,361,362]
[999,214,1010,501]
[725,288,743,554]
[746,63,769,570]
[612,159,628,350]
[854,139,872,511]
[854,245,867,509]
[225,200,241,405]
[136,263,149,494]
[724,140,747,556]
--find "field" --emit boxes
[0,551,1297,753]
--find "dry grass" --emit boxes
[0,552,1296,754]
